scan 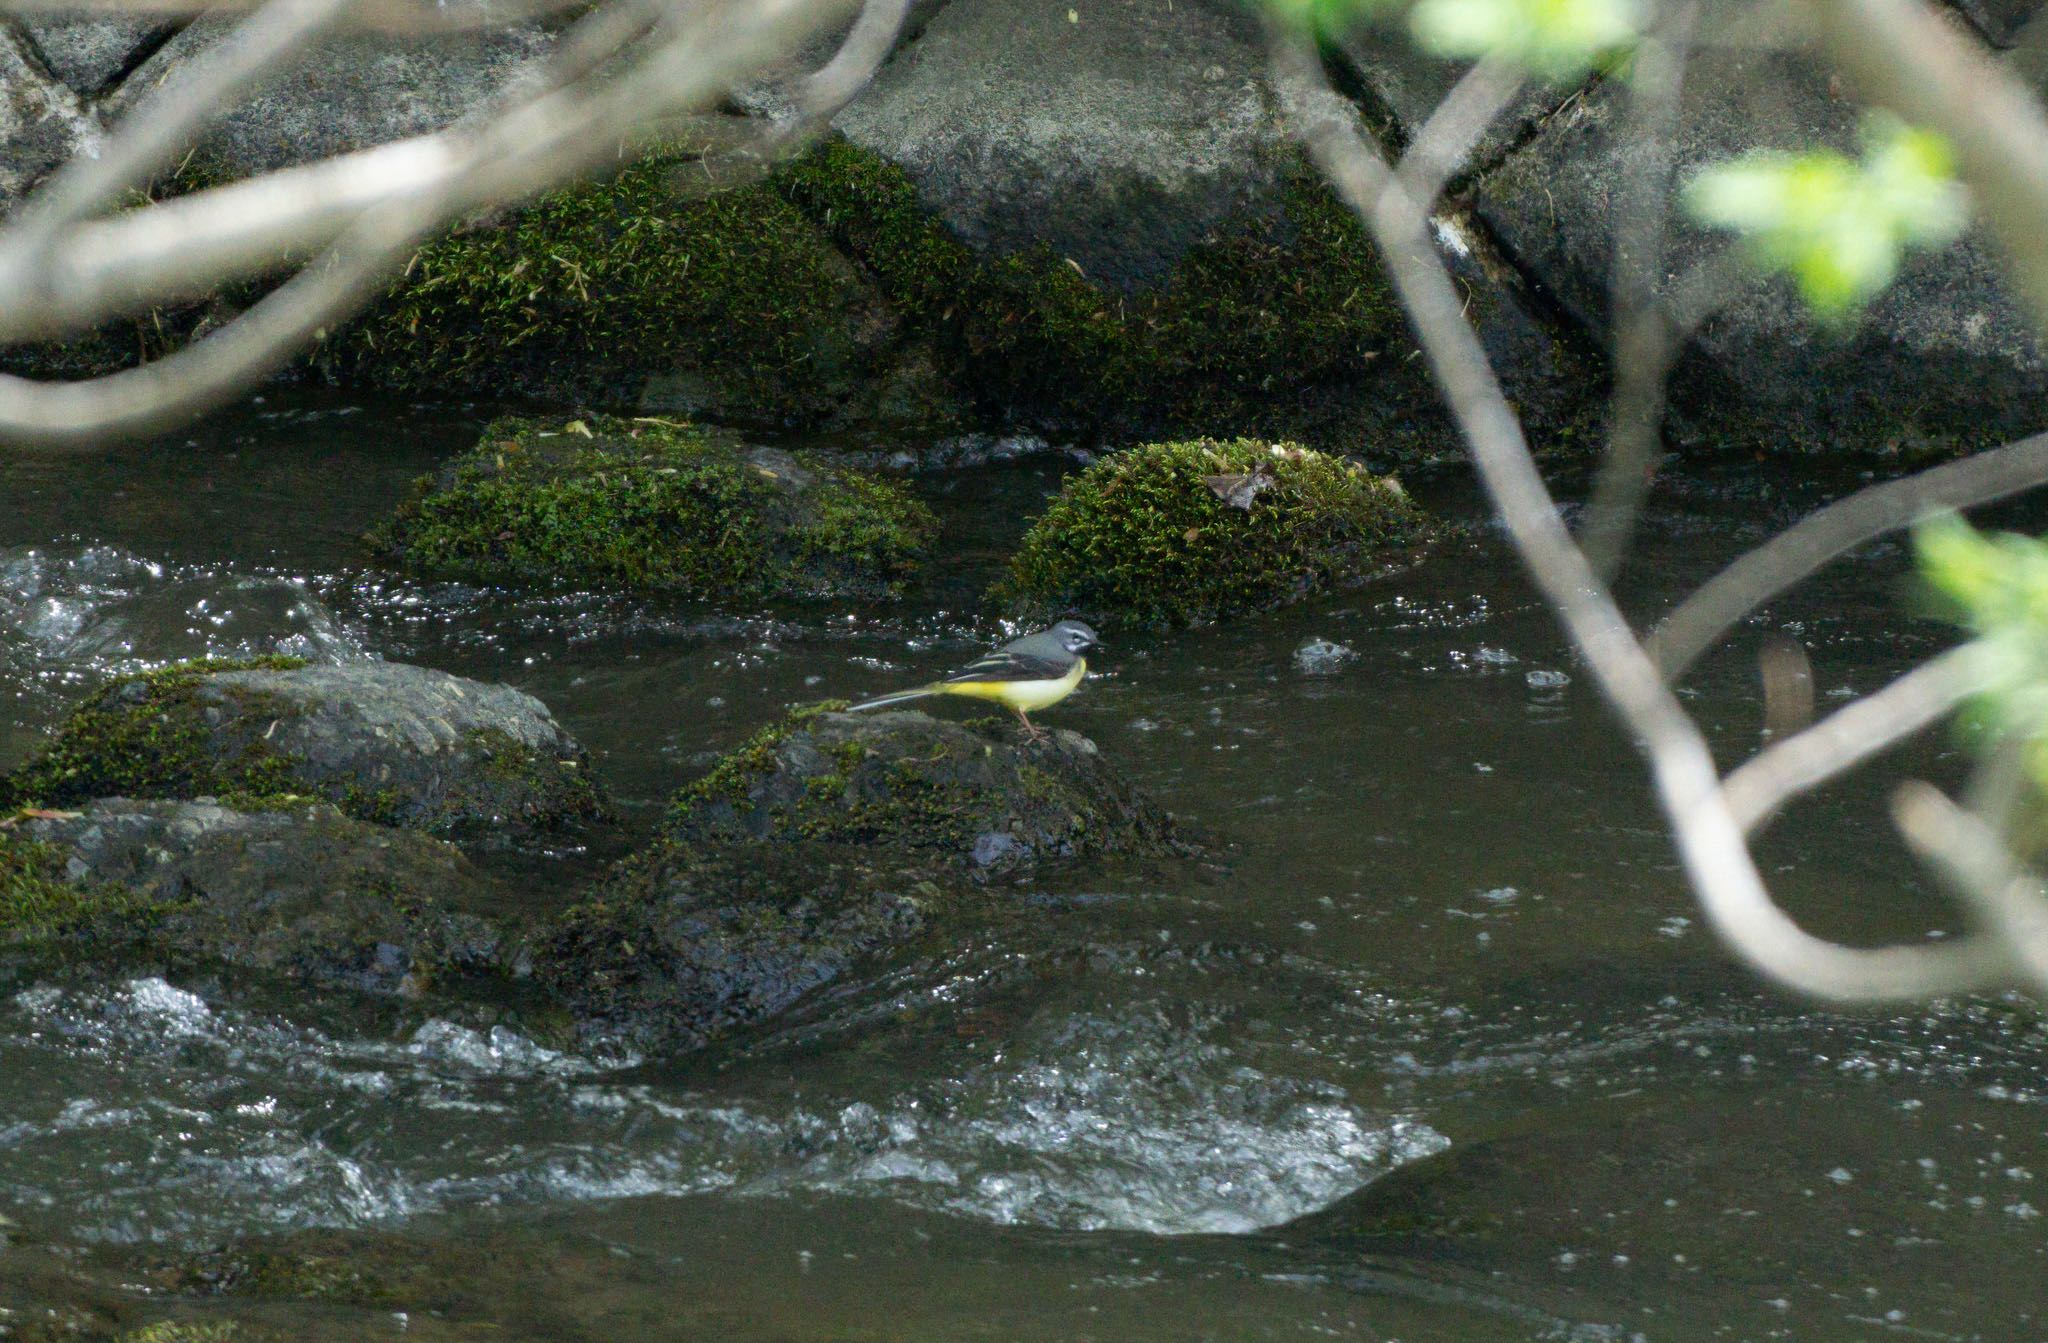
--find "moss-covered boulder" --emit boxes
[4,799,507,997]
[368,415,936,601]
[662,706,1186,869]
[997,438,1433,629]
[5,658,607,837]
[536,705,1189,1051]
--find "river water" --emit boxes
[0,394,2042,1340]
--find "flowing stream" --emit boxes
[1,393,2044,1340]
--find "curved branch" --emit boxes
[1648,429,2048,679]
[1273,26,2012,1003]
[1723,643,1992,833]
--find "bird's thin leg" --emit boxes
[1014,707,1048,743]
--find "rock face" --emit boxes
[369,415,936,600]
[537,706,1190,1051]
[104,18,552,178]
[7,799,505,996]
[21,13,174,97]
[7,658,608,836]
[0,24,98,204]
[1468,26,2048,454]
[836,0,1292,289]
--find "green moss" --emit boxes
[0,828,174,946]
[4,657,310,811]
[666,701,846,828]
[776,139,1416,443]
[337,153,885,417]
[117,1323,241,1343]
[369,416,932,599]
[996,438,1433,628]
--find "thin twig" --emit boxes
[1722,643,1992,833]
[1648,428,2048,679]
[1893,781,2048,991]
[1579,0,1699,581]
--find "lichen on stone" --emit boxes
[996,437,1433,628]
[368,414,935,600]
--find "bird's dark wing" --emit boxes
[941,650,1070,684]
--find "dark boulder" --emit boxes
[662,706,1188,869]
[7,657,608,836]
[5,798,506,997]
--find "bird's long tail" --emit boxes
[844,686,939,713]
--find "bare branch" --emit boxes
[1648,428,2048,680]
[0,0,597,34]
[1723,643,1992,833]
[1395,56,1525,207]
[1273,24,2009,1003]
[2,0,362,281]
[0,0,863,445]
[1893,781,2048,991]
[1579,0,1699,581]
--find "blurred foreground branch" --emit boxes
[0,0,899,446]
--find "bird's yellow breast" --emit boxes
[936,656,1085,712]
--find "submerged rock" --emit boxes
[369,415,936,601]
[5,656,607,836]
[4,799,505,996]
[537,704,1190,1051]
[998,438,1433,629]
[663,706,1187,868]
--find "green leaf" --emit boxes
[1408,0,1639,80]
[1686,113,1968,317]
[1915,516,2048,794]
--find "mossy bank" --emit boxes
[328,139,1443,452]
[369,414,935,600]
[996,438,1434,629]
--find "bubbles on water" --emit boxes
[0,543,374,734]
[1293,638,1358,676]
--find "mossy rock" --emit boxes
[663,705,1187,869]
[996,438,1434,629]
[534,840,939,1054]
[777,139,1437,449]
[5,658,608,837]
[8,799,509,996]
[332,151,915,423]
[368,414,936,601]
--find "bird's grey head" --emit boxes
[1050,619,1100,654]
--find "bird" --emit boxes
[844,620,1101,741]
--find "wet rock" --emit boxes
[103,16,551,178]
[6,656,608,836]
[662,707,1187,868]
[369,414,935,601]
[535,841,937,1053]
[1472,22,2048,455]
[22,12,176,97]
[0,24,99,206]
[997,438,1433,629]
[1294,638,1358,675]
[537,704,1189,1051]
[5,799,505,996]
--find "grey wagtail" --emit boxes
[845,620,1100,740]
